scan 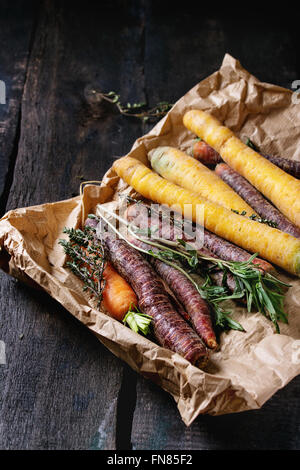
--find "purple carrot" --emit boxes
[129,237,218,349]
[260,153,300,179]
[125,202,273,273]
[215,163,300,239]
[102,233,209,367]
[189,138,300,179]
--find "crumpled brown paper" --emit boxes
[1,54,300,426]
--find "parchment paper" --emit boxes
[1,54,300,426]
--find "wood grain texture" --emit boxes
[0,0,37,215]
[0,274,123,450]
[1,0,146,449]
[1,1,300,450]
[219,15,299,90]
[131,375,300,450]
[6,0,146,210]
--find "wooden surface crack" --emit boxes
[115,366,138,450]
[0,109,21,216]
[0,0,39,216]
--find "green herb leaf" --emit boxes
[245,138,259,151]
[231,209,278,228]
[123,306,152,335]
[96,203,290,334]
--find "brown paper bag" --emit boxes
[1,54,300,426]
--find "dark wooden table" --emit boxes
[0,1,299,450]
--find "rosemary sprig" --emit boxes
[97,205,290,333]
[86,88,173,122]
[59,225,152,336]
[96,207,245,332]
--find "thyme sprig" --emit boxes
[172,238,289,333]
[231,209,278,228]
[59,225,152,335]
[87,88,173,122]
[59,226,106,305]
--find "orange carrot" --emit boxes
[83,218,137,320]
[102,261,137,321]
[190,139,222,166]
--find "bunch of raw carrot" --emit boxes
[61,216,212,368]
[62,109,300,369]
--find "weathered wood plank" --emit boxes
[144,6,298,101]
[219,15,299,90]
[131,375,300,450]
[0,0,37,215]
[2,1,300,450]
[1,0,146,449]
[143,5,226,111]
[5,0,146,210]
[0,274,123,450]
[132,8,300,450]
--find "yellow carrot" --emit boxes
[113,156,300,276]
[148,146,256,216]
[183,109,300,228]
